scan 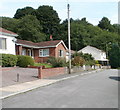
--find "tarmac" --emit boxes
[0,69,102,99]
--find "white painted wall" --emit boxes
[0,34,16,55]
[78,46,108,61]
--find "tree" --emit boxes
[1,17,19,33]
[109,43,120,68]
[17,15,46,42]
[98,17,112,31]
[36,5,60,36]
[14,7,36,19]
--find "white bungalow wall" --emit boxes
[0,34,16,55]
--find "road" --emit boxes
[2,69,119,108]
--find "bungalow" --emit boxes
[0,28,68,63]
[78,45,109,65]
[0,27,18,55]
[15,39,68,63]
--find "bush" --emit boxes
[47,57,66,67]
[85,60,95,66]
[0,54,2,66]
[109,43,120,68]
[1,54,18,67]
[72,52,94,61]
[95,60,99,64]
[72,56,85,66]
[17,55,34,67]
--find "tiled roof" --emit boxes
[16,39,62,48]
[0,27,18,37]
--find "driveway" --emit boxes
[3,69,119,108]
[2,67,38,87]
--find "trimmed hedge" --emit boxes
[1,54,18,67]
[17,55,34,67]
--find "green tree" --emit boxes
[98,17,112,31]
[1,17,19,33]
[36,5,60,36]
[109,43,120,68]
[14,6,36,19]
[17,15,46,42]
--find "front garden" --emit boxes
[0,52,100,69]
[0,54,67,68]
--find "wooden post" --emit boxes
[38,66,42,79]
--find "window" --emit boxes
[27,49,32,56]
[39,49,49,57]
[59,50,64,57]
[0,38,6,49]
[22,48,26,55]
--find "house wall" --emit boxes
[55,43,66,58]
[79,47,107,61]
[0,34,16,55]
[16,42,67,63]
[34,47,56,63]
[34,43,67,63]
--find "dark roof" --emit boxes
[16,39,62,48]
[0,27,18,37]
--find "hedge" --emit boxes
[1,54,18,67]
[17,55,34,67]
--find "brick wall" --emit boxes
[34,48,56,63]
[55,43,66,58]
[38,66,66,79]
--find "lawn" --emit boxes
[34,63,52,68]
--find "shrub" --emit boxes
[109,43,120,68]
[85,60,95,66]
[72,56,85,66]
[72,52,94,61]
[95,60,99,64]
[17,55,34,67]
[0,54,2,66]
[47,57,66,67]
[2,54,18,67]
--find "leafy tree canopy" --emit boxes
[109,43,120,68]
[98,17,112,31]
[1,17,19,33]
[36,5,61,36]
[17,15,46,42]
[14,6,36,19]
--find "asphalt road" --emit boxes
[2,69,119,108]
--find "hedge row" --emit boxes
[1,54,34,67]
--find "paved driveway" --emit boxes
[3,69,119,108]
[2,67,38,87]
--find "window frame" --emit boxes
[59,50,64,57]
[0,38,7,50]
[39,49,49,57]
[22,48,26,56]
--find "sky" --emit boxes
[0,0,118,25]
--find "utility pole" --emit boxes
[67,4,71,74]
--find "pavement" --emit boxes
[2,67,38,87]
[0,69,102,99]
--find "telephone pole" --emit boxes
[67,4,71,74]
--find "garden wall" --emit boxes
[38,67,67,79]
[37,65,101,79]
